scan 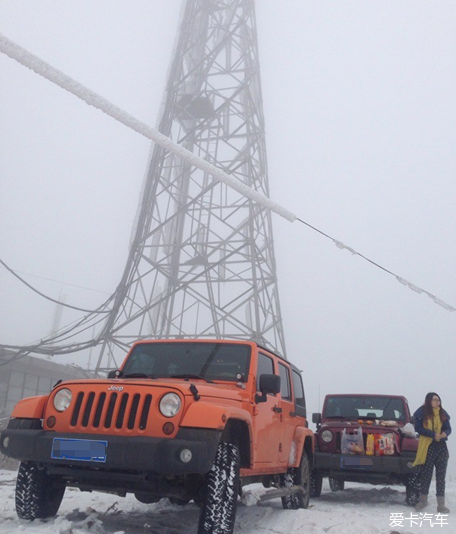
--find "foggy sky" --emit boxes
[1,1,455,471]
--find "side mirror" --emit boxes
[107,370,118,379]
[312,413,322,425]
[410,415,416,426]
[255,374,280,403]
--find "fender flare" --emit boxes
[289,426,315,467]
[10,395,48,419]
[181,402,252,430]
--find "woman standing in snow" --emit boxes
[413,392,451,513]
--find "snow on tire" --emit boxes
[329,477,344,492]
[280,450,310,509]
[16,461,66,520]
[198,441,240,534]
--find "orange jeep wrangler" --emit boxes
[0,339,314,534]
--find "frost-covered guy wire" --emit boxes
[0,32,454,314]
[0,258,111,314]
[298,218,456,312]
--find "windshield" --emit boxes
[323,395,406,422]
[121,342,251,382]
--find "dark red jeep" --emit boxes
[311,394,419,505]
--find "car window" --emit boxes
[324,396,406,421]
[256,353,274,391]
[278,363,291,401]
[122,342,251,382]
[292,370,305,408]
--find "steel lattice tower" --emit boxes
[95,0,286,373]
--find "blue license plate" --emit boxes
[51,438,107,462]
[340,456,373,470]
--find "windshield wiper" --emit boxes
[170,374,213,383]
[324,416,355,420]
[123,373,156,379]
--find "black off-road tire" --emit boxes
[198,441,240,534]
[279,450,310,509]
[310,469,323,498]
[16,461,66,520]
[329,477,344,492]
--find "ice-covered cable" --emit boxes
[297,218,456,313]
[0,258,111,314]
[0,32,297,223]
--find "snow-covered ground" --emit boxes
[0,468,453,534]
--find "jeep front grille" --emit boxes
[70,391,152,431]
[336,431,379,453]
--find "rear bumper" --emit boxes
[314,451,416,479]
[0,426,221,475]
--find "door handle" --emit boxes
[273,406,282,413]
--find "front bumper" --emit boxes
[314,451,416,478]
[0,426,221,475]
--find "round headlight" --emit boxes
[53,388,73,412]
[159,393,181,418]
[321,429,334,443]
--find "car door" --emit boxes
[252,352,282,465]
[277,361,297,464]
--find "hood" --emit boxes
[55,378,250,403]
[320,422,404,436]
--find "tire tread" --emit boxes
[198,441,240,534]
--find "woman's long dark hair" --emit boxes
[423,392,447,423]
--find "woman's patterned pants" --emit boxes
[418,441,449,496]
